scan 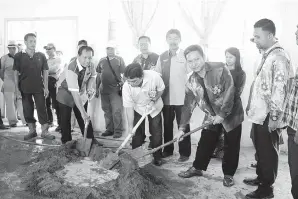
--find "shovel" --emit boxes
[100,107,154,169]
[108,121,213,170]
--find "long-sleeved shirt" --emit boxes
[0,54,16,92]
[180,62,239,132]
[246,43,292,127]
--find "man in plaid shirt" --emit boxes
[282,25,298,199]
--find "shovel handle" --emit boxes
[83,119,90,139]
[144,122,212,156]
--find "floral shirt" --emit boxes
[246,43,292,126]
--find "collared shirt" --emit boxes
[0,54,16,92]
[123,70,165,118]
[56,58,96,107]
[153,48,191,105]
[13,50,48,93]
[97,56,125,94]
[246,42,292,126]
[132,52,159,70]
[47,56,63,80]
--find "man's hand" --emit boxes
[174,130,185,142]
[268,118,279,133]
[87,88,95,100]
[82,111,89,122]
[16,89,22,99]
[213,115,224,125]
[44,88,49,98]
[294,130,298,144]
[146,100,155,112]
[95,89,100,98]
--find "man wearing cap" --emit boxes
[13,33,54,140]
[96,41,125,138]
[56,46,101,145]
[1,41,26,127]
[44,43,63,131]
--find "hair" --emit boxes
[225,47,242,71]
[254,18,276,36]
[78,39,88,46]
[184,44,205,59]
[24,33,36,41]
[124,63,144,79]
[78,46,94,56]
[166,29,181,39]
[138,36,151,43]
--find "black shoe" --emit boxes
[152,159,163,166]
[223,175,235,187]
[162,151,173,158]
[113,132,122,139]
[178,155,189,162]
[251,163,257,168]
[243,178,260,186]
[55,126,61,132]
[245,188,274,199]
[10,124,17,127]
[178,167,203,178]
[0,124,10,130]
[102,130,113,137]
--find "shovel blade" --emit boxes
[76,138,92,156]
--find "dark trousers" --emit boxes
[252,116,279,191]
[59,102,94,144]
[163,105,191,157]
[0,109,3,125]
[21,92,48,125]
[132,111,162,160]
[287,128,298,199]
[101,92,123,133]
[46,77,60,125]
[193,124,242,176]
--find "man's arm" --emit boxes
[125,107,134,133]
[71,91,88,120]
[236,70,246,98]
[0,57,5,81]
[179,88,196,131]
[122,82,135,132]
[42,54,49,97]
[13,54,21,96]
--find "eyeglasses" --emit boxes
[46,48,53,51]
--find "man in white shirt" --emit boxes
[123,63,164,166]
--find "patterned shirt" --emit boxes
[246,43,292,126]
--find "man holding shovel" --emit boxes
[123,63,165,166]
[176,45,242,187]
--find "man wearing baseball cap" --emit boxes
[44,43,63,131]
[96,40,125,138]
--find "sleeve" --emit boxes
[218,66,235,118]
[90,63,97,78]
[270,56,290,121]
[155,73,165,91]
[42,54,49,70]
[120,57,126,73]
[122,82,134,108]
[179,87,197,130]
[66,69,79,92]
[235,70,246,98]
[13,54,20,71]
[96,60,102,73]
[151,56,162,74]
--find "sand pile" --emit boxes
[19,139,180,199]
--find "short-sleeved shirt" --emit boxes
[97,56,125,94]
[13,50,48,93]
[123,70,165,118]
[56,58,96,107]
[132,52,159,70]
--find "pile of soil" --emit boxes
[19,140,181,199]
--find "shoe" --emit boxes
[10,124,17,127]
[243,178,260,186]
[245,188,274,199]
[152,159,163,166]
[251,163,257,168]
[162,151,173,158]
[0,124,10,130]
[55,126,61,132]
[223,175,235,187]
[178,155,189,162]
[102,130,113,137]
[113,132,122,138]
[41,123,55,140]
[91,138,104,146]
[24,132,38,140]
[178,167,203,178]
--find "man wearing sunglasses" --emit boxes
[44,43,62,131]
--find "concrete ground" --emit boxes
[0,118,294,199]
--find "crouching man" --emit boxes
[177,45,242,187]
[56,46,101,145]
[123,63,164,166]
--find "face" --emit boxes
[46,47,55,57]
[166,33,181,51]
[186,51,205,72]
[24,36,36,50]
[138,38,150,54]
[78,49,93,67]
[126,77,143,87]
[253,27,273,50]
[106,47,115,57]
[8,47,17,56]
[295,25,298,45]
[225,52,236,66]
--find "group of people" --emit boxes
[0,17,297,199]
